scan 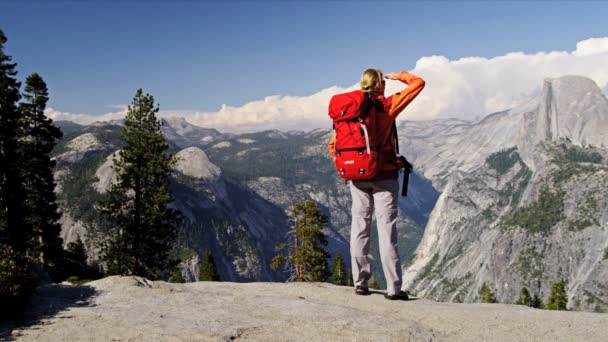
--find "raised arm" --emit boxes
[385,71,425,119]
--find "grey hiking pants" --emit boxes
[350,177,402,295]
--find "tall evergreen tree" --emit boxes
[546,281,568,311]
[19,73,64,271]
[199,251,220,281]
[271,200,330,282]
[100,89,180,279]
[331,252,347,285]
[515,287,532,306]
[0,29,28,253]
[0,29,34,315]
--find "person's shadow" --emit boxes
[369,289,420,301]
[0,283,98,341]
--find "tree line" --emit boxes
[1,29,67,315]
[452,281,569,311]
[0,28,184,316]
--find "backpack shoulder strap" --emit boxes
[392,121,399,154]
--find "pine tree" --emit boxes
[480,283,497,303]
[531,292,544,309]
[66,237,87,264]
[199,251,220,281]
[19,73,64,273]
[0,29,33,312]
[546,281,568,311]
[100,89,180,279]
[271,200,330,282]
[331,252,347,285]
[369,274,380,290]
[515,287,532,306]
[168,267,185,283]
[0,29,28,254]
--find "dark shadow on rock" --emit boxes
[369,290,420,301]
[0,283,98,341]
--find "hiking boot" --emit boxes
[384,291,408,301]
[355,286,371,296]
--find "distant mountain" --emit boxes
[402,75,608,312]
[54,120,85,134]
[160,117,227,148]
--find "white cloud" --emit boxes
[46,107,127,125]
[50,37,608,133]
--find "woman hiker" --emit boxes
[328,69,425,300]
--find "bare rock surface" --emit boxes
[174,147,221,181]
[66,133,102,152]
[3,276,607,341]
[92,151,119,193]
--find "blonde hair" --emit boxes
[360,68,383,93]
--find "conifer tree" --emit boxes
[199,251,220,281]
[66,237,87,264]
[271,200,330,282]
[168,267,185,283]
[369,274,380,290]
[546,281,568,310]
[531,292,544,309]
[331,252,347,285]
[515,287,532,306]
[19,73,64,272]
[100,89,180,279]
[0,29,28,254]
[480,283,497,303]
[0,29,33,313]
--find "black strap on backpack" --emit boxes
[391,122,412,197]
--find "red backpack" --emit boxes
[328,90,382,180]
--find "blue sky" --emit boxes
[1,1,608,131]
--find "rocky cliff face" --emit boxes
[403,76,608,312]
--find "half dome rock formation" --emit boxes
[519,75,608,169]
[4,276,607,341]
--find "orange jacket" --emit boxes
[328,71,425,179]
